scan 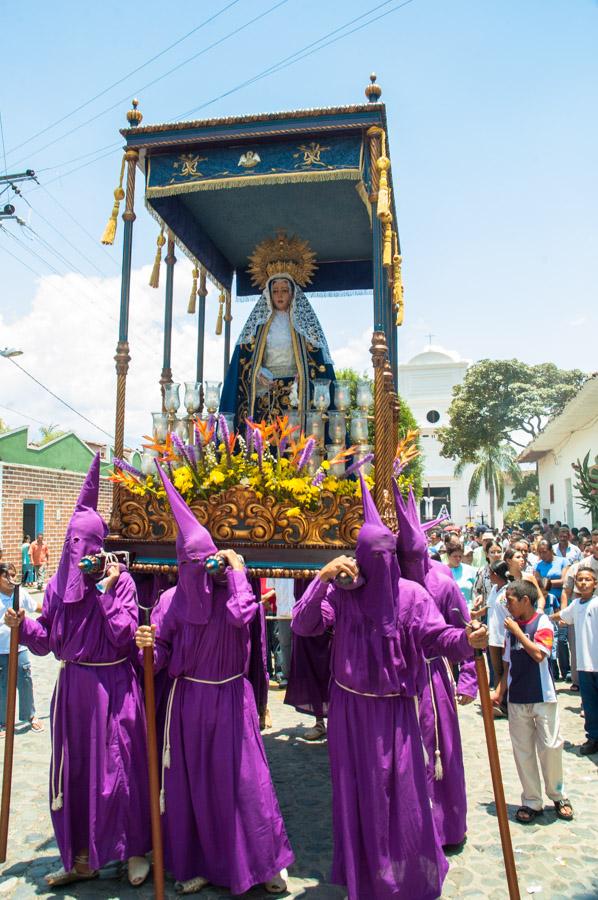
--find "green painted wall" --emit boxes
[0,428,114,475]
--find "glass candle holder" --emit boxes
[306,447,323,476]
[287,410,300,429]
[152,412,168,442]
[204,381,221,414]
[174,417,188,441]
[184,381,201,414]
[356,379,373,410]
[334,380,351,412]
[350,415,369,443]
[354,443,374,475]
[140,449,158,476]
[326,444,346,477]
[313,379,331,412]
[219,413,235,437]
[328,411,346,444]
[306,412,325,442]
[164,382,181,414]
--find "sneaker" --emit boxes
[579,739,598,756]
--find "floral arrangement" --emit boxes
[110,416,421,515]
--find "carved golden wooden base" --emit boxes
[120,486,363,548]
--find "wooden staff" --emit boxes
[474,646,521,899]
[140,602,165,900]
[0,580,21,863]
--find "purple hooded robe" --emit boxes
[284,577,332,720]
[394,482,477,847]
[292,476,474,900]
[18,454,150,871]
[149,467,294,892]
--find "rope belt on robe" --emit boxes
[423,656,458,782]
[160,672,245,814]
[51,658,128,811]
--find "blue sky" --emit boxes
[1,0,597,444]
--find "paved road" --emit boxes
[0,643,597,898]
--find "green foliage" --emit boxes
[572,451,598,526]
[504,492,540,526]
[38,424,66,445]
[511,470,539,501]
[0,418,10,435]
[336,367,424,498]
[455,442,522,527]
[437,359,587,463]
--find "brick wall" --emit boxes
[0,463,112,576]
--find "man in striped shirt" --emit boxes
[491,579,573,824]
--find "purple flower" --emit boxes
[113,457,142,479]
[346,453,374,477]
[245,424,254,457]
[186,444,197,469]
[393,457,406,476]
[218,414,230,448]
[297,437,315,472]
[253,428,263,469]
[279,436,288,455]
[311,468,325,487]
[170,431,187,460]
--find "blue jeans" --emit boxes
[0,649,36,727]
[578,671,598,740]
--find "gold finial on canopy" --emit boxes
[127,98,143,127]
[248,230,317,290]
[365,73,382,103]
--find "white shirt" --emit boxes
[563,556,598,600]
[553,542,582,563]
[488,584,509,648]
[560,594,598,672]
[0,588,37,654]
[265,578,295,617]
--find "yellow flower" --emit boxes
[209,470,226,485]
[287,507,301,517]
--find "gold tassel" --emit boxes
[376,132,391,220]
[382,214,393,268]
[101,155,126,245]
[149,228,166,288]
[224,290,232,323]
[392,233,404,326]
[187,266,199,314]
[215,291,225,335]
[198,266,207,299]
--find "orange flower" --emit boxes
[245,417,276,444]
[274,415,300,445]
[394,429,420,468]
[142,432,176,462]
[328,444,359,467]
[194,416,215,445]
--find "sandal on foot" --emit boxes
[303,720,326,741]
[174,876,210,894]
[29,717,44,733]
[128,855,150,886]
[554,799,574,821]
[265,869,288,893]
[515,806,543,824]
[45,866,98,887]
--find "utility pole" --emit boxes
[0,170,37,223]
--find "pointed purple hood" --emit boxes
[156,464,218,624]
[56,453,108,604]
[354,473,402,639]
[392,479,430,586]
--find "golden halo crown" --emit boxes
[247,231,317,290]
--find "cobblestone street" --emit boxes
[0,643,597,899]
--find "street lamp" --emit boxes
[0,348,23,358]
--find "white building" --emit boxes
[399,345,503,527]
[519,374,598,529]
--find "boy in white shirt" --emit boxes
[557,565,598,756]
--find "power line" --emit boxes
[35,141,123,174]
[179,0,417,119]
[38,184,120,268]
[7,0,243,157]
[0,403,50,429]
[3,355,114,440]
[9,0,291,169]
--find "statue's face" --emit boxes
[270,279,292,311]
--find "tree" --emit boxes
[454,443,522,528]
[0,418,10,434]
[504,493,540,526]
[38,424,66,445]
[336,368,424,497]
[511,470,538,502]
[437,359,587,462]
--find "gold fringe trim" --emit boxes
[101,155,126,245]
[146,167,362,198]
[149,227,166,288]
[187,266,199,314]
[382,214,393,268]
[143,200,227,295]
[215,292,225,335]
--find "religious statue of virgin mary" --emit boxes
[220,232,336,428]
